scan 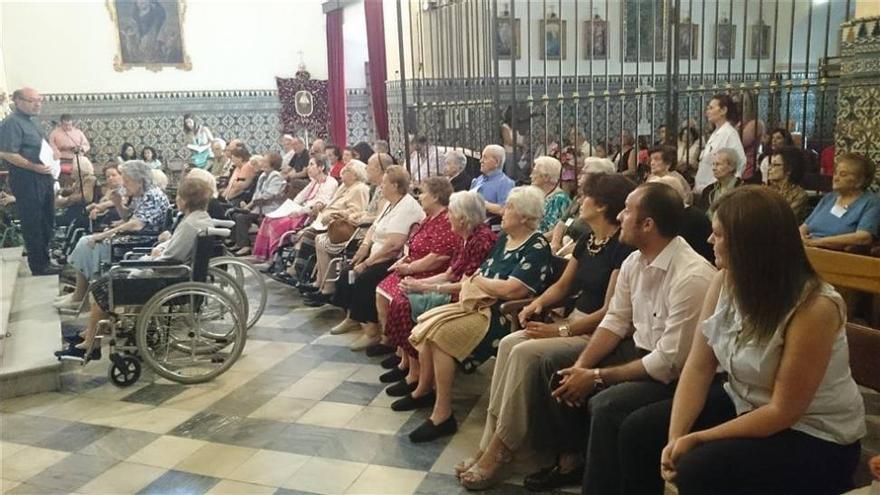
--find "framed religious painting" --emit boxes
[624,0,666,62]
[749,21,772,59]
[540,17,567,60]
[583,15,608,60]
[715,19,737,59]
[496,17,521,59]
[107,0,192,72]
[678,18,699,59]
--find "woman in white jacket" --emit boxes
[693,94,746,193]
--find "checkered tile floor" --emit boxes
[2,279,878,494]
[0,280,563,495]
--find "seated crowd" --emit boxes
[35,94,880,494]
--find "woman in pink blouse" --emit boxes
[49,114,91,184]
[252,155,338,263]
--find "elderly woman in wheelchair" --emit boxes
[55,160,171,310]
[55,176,218,362]
[55,177,249,387]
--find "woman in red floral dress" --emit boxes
[379,190,498,396]
[374,177,458,347]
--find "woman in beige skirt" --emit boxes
[457,174,637,490]
[398,186,554,445]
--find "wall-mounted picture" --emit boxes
[624,0,666,62]
[106,0,192,72]
[749,22,772,59]
[583,15,608,60]
[715,20,737,59]
[540,17,567,60]
[496,17,521,59]
[678,19,699,59]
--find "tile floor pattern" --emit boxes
[0,280,558,495]
[2,279,878,494]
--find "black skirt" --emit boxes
[332,260,394,323]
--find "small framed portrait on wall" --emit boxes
[715,19,737,59]
[678,18,699,59]
[583,15,608,60]
[540,17,567,60]
[496,17,521,59]
[749,22,772,59]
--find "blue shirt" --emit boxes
[804,191,880,239]
[470,169,514,206]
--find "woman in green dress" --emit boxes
[396,186,553,444]
[531,156,572,233]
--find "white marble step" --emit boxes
[0,268,62,399]
[0,247,23,338]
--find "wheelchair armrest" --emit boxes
[499,298,534,316]
[213,219,235,229]
[356,222,372,228]
[117,259,183,268]
[498,297,570,317]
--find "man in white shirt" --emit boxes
[524,182,716,493]
[408,136,444,183]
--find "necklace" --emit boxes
[586,228,618,256]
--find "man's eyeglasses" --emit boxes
[18,97,43,104]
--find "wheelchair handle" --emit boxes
[212,219,235,228]
[204,227,231,238]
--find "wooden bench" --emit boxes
[806,247,880,488]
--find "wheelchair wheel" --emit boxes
[205,267,249,332]
[108,355,141,387]
[208,257,267,330]
[136,282,245,384]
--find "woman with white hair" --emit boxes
[55,160,171,309]
[208,138,230,178]
[456,174,636,490]
[396,186,552,444]
[381,190,498,397]
[695,148,743,219]
[282,159,370,283]
[530,156,571,232]
[55,155,97,226]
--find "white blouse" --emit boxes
[369,193,425,256]
[701,282,866,445]
[694,122,747,193]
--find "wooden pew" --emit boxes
[805,247,880,295]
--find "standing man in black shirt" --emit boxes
[0,87,60,275]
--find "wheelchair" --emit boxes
[74,222,249,387]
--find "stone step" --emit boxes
[0,247,23,338]
[0,268,62,400]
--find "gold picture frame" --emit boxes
[106,0,192,72]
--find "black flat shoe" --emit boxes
[365,343,395,357]
[296,283,319,294]
[522,463,584,491]
[408,415,457,443]
[390,391,435,411]
[380,355,401,369]
[379,368,407,383]
[385,380,418,397]
[303,292,330,307]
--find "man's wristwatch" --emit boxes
[557,324,571,337]
[592,369,606,391]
